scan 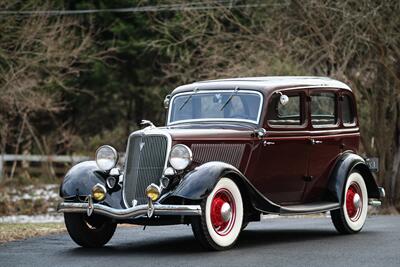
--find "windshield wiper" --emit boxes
[220,87,239,111]
[179,87,198,110]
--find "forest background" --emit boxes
[1,1,399,211]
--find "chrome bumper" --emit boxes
[378,187,386,198]
[368,187,386,207]
[57,201,202,219]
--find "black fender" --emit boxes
[167,161,281,213]
[327,152,381,204]
[60,161,125,209]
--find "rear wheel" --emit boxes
[331,171,368,234]
[191,177,244,250]
[64,213,117,248]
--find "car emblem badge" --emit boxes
[140,141,145,151]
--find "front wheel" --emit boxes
[330,171,368,234]
[191,177,244,250]
[64,213,117,248]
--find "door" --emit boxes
[253,90,309,204]
[304,90,342,202]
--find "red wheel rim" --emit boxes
[346,182,363,222]
[210,188,236,236]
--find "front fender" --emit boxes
[60,161,124,209]
[327,153,381,204]
[170,162,231,200]
[168,161,280,213]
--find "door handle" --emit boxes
[263,141,275,146]
[310,139,323,145]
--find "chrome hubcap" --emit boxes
[353,193,361,210]
[220,202,232,222]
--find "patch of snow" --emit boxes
[0,214,64,224]
[8,184,60,202]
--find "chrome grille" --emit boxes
[123,134,168,206]
[191,143,245,168]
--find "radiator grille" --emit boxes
[191,143,245,168]
[123,134,168,206]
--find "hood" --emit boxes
[136,123,256,141]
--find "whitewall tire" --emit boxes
[331,171,368,234]
[191,177,244,250]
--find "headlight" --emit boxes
[95,145,118,171]
[169,144,192,170]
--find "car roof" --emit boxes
[171,76,352,95]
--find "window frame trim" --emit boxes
[167,89,264,126]
[341,91,357,127]
[266,90,308,130]
[309,89,340,129]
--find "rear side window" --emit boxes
[342,95,355,126]
[267,93,303,126]
[311,92,337,127]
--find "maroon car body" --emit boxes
[59,76,385,250]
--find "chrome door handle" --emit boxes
[263,141,275,146]
[311,139,323,145]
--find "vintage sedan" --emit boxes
[58,76,385,250]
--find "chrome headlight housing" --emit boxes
[169,144,193,171]
[95,145,118,171]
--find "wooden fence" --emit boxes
[0,154,91,180]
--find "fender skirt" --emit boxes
[166,161,281,213]
[59,161,125,210]
[327,153,381,204]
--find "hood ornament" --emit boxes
[140,120,156,129]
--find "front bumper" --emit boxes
[57,201,202,219]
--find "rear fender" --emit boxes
[327,153,381,204]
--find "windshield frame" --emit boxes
[167,89,264,126]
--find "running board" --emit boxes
[279,202,340,215]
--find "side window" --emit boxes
[311,92,337,127]
[342,94,355,126]
[267,93,303,126]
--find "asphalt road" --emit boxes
[1,215,399,267]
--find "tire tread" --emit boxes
[64,213,117,248]
[330,171,366,234]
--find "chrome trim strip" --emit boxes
[122,129,172,208]
[263,84,351,92]
[58,202,202,219]
[268,127,360,135]
[167,89,264,126]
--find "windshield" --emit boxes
[168,90,263,125]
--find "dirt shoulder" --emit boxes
[0,223,65,243]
